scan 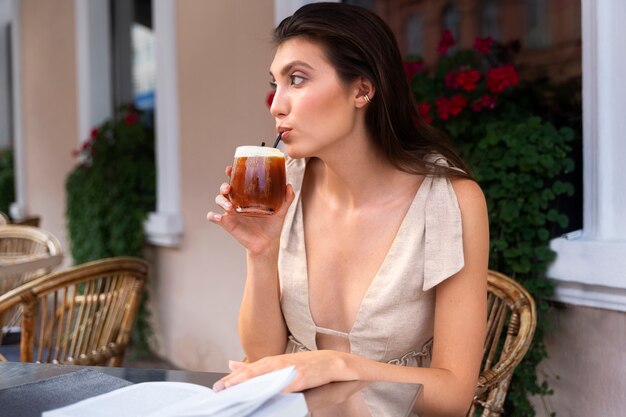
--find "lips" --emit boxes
[277,128,292,141]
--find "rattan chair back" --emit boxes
[0,226,63,344]
[0,257,148,366]
[0,212,8,225]
[0,225,62,274]
[467,270,537,417]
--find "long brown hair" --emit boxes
[274,2,471,179]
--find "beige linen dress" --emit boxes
[278,157,465,416]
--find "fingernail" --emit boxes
[212,213,222,221]
[213,381,225,392]
[224,202,232,209]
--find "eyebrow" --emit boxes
[269,60,315,78]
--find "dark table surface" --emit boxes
[0,361,421,416]
[0,361,223,390]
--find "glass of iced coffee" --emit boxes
[228,146,286,216]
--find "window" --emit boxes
[527,0,550,48]
[405,14,423,56]
[482,0,500,39]
[342,0,375,10]
[442,3,459,52]
[132,24,155,112]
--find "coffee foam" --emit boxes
[235,146,284,158]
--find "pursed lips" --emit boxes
[277,128,292,141]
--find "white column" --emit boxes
[9,0,26,219]
[0,0,12,149]
[548,0,626,311]
[144,0,183,247]
[75,0,112,144]
[588,0,626,240]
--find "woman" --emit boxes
[207,3,488,416]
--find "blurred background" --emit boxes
[0,1,623,416]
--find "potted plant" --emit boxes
[407,31,577,416]
[66,104,156,356]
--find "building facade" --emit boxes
[1,1,624,415]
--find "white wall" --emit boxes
[147,0,276,373]
[531,305,626,417]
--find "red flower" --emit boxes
[438,30,456,54]
[486,65,519,94]
[481,94,497,109]
[436,94,467,120]
[90,128,99,139]
[473,36,494,54]
[266,91,275,108]
[435,97,449,120]
[449,94,468,116]
[444,70,458,89]
[403,61,425,80]
[123,113,139,125]
[471,94,498,112]
[417,102,432,124]
[455,69,481,92]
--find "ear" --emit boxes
[354,77,375,108]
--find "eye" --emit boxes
[290,75,306,86]
[269,81,277,91]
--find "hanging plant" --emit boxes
[66,104,156,357]
[0,147,15,218]
[408,31,577,417]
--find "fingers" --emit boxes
[215,194,232,211]
[212,359,245,392]
[206,211,223,222]
[229,360,245,371]
[277,184,296,217]
[207,182,234,223]
[214,359,278,392]
[220,182,231,196]
[225,166,232,176]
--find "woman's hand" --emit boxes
[207,166,295,255]
[213,351,358,393]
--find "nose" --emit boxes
[269,87,289,119]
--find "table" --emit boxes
[0,361,223,390]
[0,254,63,278]
[0,362,422,416]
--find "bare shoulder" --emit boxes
[449,177,487,215]
[448,177,489,274]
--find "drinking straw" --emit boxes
[272,132,283,148]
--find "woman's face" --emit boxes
[269,38,362,159]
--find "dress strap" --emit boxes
[315,326,350,339]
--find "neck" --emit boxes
[310,138,415,210]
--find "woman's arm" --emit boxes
[208,169,296,360]
[237,246,289,360]
[216,178,488,417]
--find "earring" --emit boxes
[363,94,371,104]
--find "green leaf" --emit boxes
[66,105,155,357]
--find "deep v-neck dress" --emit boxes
[278,157,464,416]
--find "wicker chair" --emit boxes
[467,270,537,417]
[0,212,8,225]
[0,257,148,366]
[0,226,63,345]
[0,225,63,277]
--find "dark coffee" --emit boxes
[229,146,286,216]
